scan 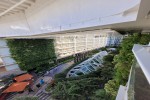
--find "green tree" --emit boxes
[51,78,103,100]
[14,96,38,100]
[139,34,150,44]
[90,89,107,100]
[103,54,114,62]
[104,80,119,99]
[52,82,81,100]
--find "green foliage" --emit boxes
[104,33,150,98]
[90,89,112,100]
[52,49,117,99]
[139,34,150,44]
[113,33,141,84]
[13,96,39,100]
[104,80,119,98]
[100,65,114,82]
[100,47,107,51]
[52,78,103,100]
[57,55,74,64]
[87,47,106,57]
[55,63,115,82]
[7,39,56,71]
[103,54,114,62]
[89,48,101,54]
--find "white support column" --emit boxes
[74,35,77,54]
[99,34,101,47]
[85,34,88,51]
[93,34,95,49]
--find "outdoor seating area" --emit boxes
[14,73,33,82]
[3,82,30,93]
[0,73,34,100]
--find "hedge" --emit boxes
[14,96,39,100]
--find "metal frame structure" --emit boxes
[67,51,108,78]
[0,0,35,17]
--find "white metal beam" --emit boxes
[25,0,35,4]
[10,1,31,8]
[0,0,27,17]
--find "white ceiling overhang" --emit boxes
[0,0,35,17]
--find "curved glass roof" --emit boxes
[67,51,108,78]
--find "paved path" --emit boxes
[45,61,74,78]
[6,93,17,100]
[34,82,51,100]
[36,91,51,100]
[34,61,74,100]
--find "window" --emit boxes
[75,71,84,75]
[93,59,100,64]
[0,58,4,67]
[87,65,95,71]
[81,67,90,73]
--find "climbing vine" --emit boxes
[7,39,56,71]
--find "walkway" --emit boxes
[34,61,74,100]
[34,82,51,100]
[45,61,74,78]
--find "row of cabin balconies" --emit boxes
[55,37,108,44]
[56,45,106,58]
[55,40,107,46]
[56,46,101,58]
[56,37,107,42]
[55,43,105,51]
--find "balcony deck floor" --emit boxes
[135,68,150,100]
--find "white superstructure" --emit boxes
[1,0,150,37]
[54,30,123,59]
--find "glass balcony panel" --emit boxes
[128,60,150,100]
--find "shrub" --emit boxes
[103,54,114,62]
[52,78,103,100]
[57,55,74,64]
[104,33,150,98]
[90,89,110,100]
[14,96,39,100]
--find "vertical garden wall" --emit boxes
[7,39,56,71]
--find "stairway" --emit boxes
[35,91,51,100]
[5,92,17,100]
